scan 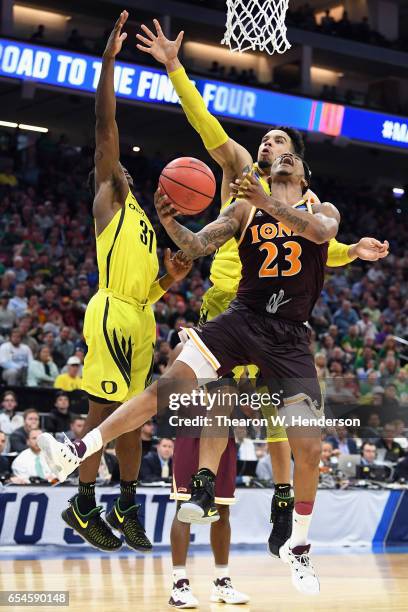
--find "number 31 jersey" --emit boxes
[96,190,159,302]
[236,200,328,322]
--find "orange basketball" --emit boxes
[159,157,216,215]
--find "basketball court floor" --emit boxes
[2,546,407,611]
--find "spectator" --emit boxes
[44,393,72,434]
[0,431,10,476]
[140,438,174,482]
[0,292,16,334]
[376,423,405,462]
[333,300,359,337]
[11,429,56,483]
[141,419,155,456]
[326,425,358,455]
[357,309,377,340]
[320,9,335,34]
[31,24,45,41]
[360,441,378,466]
[0,329,33,385]
[7,256,28,284]
[27,346,59,387]
[8,283,28,319]
[58,415,85,442]
[54,356,82,391]
[97,446,120,483]
[393,419,408,450]
[9,409,40,453]
[0,390,23,435]
[53,326,75,367]
[320,440,333,468]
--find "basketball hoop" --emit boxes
[222,0,291,55]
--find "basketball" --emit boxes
[159,157,216,215]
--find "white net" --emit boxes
[222,0,291,55]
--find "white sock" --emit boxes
[173,566,187,583]
[215,565,229,580]
[81,428,103,460]
[290,509,312,548]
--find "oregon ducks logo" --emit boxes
[101,380,118,395]
[278,500,288,508]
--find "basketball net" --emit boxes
[222,0,291,55]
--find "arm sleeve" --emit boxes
[147,280,166,304]
[327,238,356,267]
[169,67,229,150]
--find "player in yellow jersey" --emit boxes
[60,12,192,552]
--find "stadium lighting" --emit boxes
[133,146,141,152]
[0,120,18,128]
[393,187,405,197]
[18,124,48,133]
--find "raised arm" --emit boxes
[93,11,129,235]
[136,19,252,202]
[154,189,249,259]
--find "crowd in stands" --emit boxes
[0,127,407,486]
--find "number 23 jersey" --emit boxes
[96,190,159,302]
[236,200,328,322]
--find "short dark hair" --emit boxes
[268,126,305,158]
[23,408,39,420]
[362,441,376,452]
[70,415,85,424]
[2,390,17,402]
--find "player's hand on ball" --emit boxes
[154,188,178,223]
[103,10,128,59]
[232,172,269,208]
[352,238,389,261]
[164,248,192,281]
[136,18,184,65]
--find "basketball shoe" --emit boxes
[61,495,122,551]
[177,471,219,524]
[279,540,320,595]
[106,499,152,552]
[268,493,294,558]
[210,577,250,604]
[168,578,198,609]
[38,432,81,482]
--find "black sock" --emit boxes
[197,468,216,481]
[274,483,293,500]
[118,480,137,511]
[77,481,96,514]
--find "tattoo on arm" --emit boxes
[270,198,309,234]
[166,205,241,259]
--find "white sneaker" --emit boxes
[168,579,198,609]
[279,540,320,595]
[38,433,81,483]
[210,577,250,604]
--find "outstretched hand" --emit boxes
[352,238,389,261]
[164,248,192,281]
[136,18,184,66]
[231,170,269,209]
[103,10,128,59]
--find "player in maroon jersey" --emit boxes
[39,152,346,594]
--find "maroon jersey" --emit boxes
[236,200,328,322]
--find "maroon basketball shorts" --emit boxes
[183,300,323,418]
[171,437,237,505]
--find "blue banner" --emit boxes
[0,37,407,150]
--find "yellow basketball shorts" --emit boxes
[200,285,287,443]
[82,290,156,403]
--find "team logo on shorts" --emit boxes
[101,380,118,395]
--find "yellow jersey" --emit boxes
[210,173,270,294]
[96,190,159,302]
[54,373,82,392]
